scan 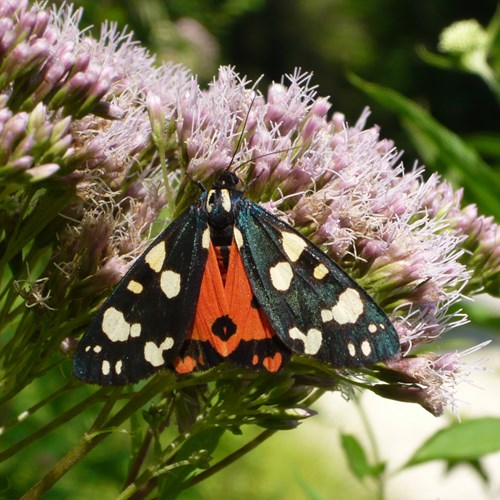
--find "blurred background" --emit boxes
[74,0,499,165]
[20,0,498,498]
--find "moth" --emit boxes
[73,171,400,385]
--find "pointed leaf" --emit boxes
[405,417,500,467]
[341,433,372,479]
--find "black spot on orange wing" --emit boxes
[211,315,237,340]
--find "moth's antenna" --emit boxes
[234,145,303,193]
[235,146,301,172]
[186,171,206,192]
[228,92,302,174]
[226,93,258,171]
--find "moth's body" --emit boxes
[73,172,400,385]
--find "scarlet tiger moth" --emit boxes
[73,171,400,385]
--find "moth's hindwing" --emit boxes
[172,238,290,373]
[73,204,209,385]
[235,199,400,367]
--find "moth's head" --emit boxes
[212,171,239,191]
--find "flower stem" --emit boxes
[355,398,386,500]
[0,387,109,463]
[185,428,277,489]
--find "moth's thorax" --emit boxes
[206,187,237,246]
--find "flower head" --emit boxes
[437,19,495,86]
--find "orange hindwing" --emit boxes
[172,239,288,373]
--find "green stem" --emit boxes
[21,383,156,498]
[0,387,109,463]
[186,428,277,489]
[90,387,124,431]
[355,398,385,500]
[158,139,174,219]
[118,422,208,499]
[123,394,177,489]
[0,380,77,434]
[123,430,154,488]
[20,430,97,500]
[172,386,325,495]
[0,189,75,270]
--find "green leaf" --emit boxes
[465,132,500,161]
[461,301,500,332]
[446,458,489,482]
[341,433,372,480]
[405,418,500,467]
[417,45,460,71]
[350,74,500,218]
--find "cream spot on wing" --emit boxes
[321,309,333,322]
[102,360,110,375]
[361,340,372,356]
[202,228,210,249]
[93,345,102,353]
[144,337,174,367]
[145,242,166,273]
[102,307,142,342]
[313,263,329,280]
[85,346,91,352]
[380,324,386,330]
[221,189,231,212]
[130,323,142,337]
[281,232,307,262]
[160,269,181,299]
[233,227,244,248]
[289,327,322,355]
[115,360,123,374]
[127,280,143,294]
[348,342,356,357]
[269,261,293,291]
[330,288,364,325]
[368,323,378,333]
